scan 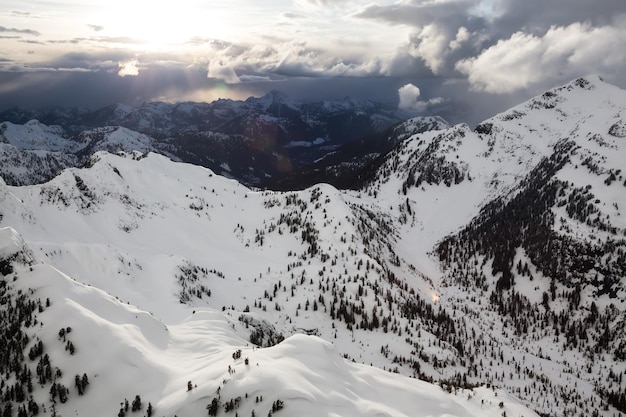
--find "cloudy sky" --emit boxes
[1,0,625,124]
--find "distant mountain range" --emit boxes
[1,75,625,417]
[0,91,417,188]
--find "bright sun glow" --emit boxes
[96,1,231,51]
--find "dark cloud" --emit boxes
[0,67,207,110]
[49,36,146,45]
[304,0,351,5]
[495,0,626,33]
[0,62,506,128]
[354,1,481,28]
[18,40,46,45]
[355,0,625,36]
[0,25,40,36]
[354,1,490,75]
[56,51,132,66]
[381,51,432,77]
[281,12,306,19]
[87,24,104,32]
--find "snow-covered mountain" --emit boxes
[1,75,625,416]
[0,120,79,185]
[0,154,536,417]
[0,120,173,186]
[363,75,626,415]
[0,92,412,187]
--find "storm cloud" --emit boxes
[0,25,40,36]
[457,18,626,93]
[354,0,626,92]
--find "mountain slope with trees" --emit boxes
[0,75,625,416]
[0,92,415,188]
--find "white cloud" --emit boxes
[118,59,139,77]
[449,26,470,50]
[207,60,241,84]
[398,84,422,110]
[409,24,450,74]
[398,83,444,112]
[228,39,385,78]
[456,19,626,93]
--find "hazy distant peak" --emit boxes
[246,90,299,111]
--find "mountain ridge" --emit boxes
[1,75,625,416]
[0,92,419,188]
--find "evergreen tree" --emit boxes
[81,373,89,391]
[2,403,12,417]
[75,374,83,395]
[49,383,57,403]
[14,382,25,402]
[131,395,142,412]
[28,398,39,416]
[207,398,219,416]
[57,383,68,403]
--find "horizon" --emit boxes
[0,74,620,128]
[0,73,504,127]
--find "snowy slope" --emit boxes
[358,75,626,415]
[0,122,171,186]
[72,126,166,158]
[0,143,78,186]
[1,151,445,368]
[0,120,80,185]
[0,120,76,152]
[366,75,626,276]
[0,226,539,417]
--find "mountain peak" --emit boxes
[546,74,614,98]
[246,90,298,110]
[0,226,33,267]
[571,74,604,88]
[266,89,290,101]
[0,227,23,259]
[472,74,624,133]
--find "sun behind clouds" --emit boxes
[95,0,232,51]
